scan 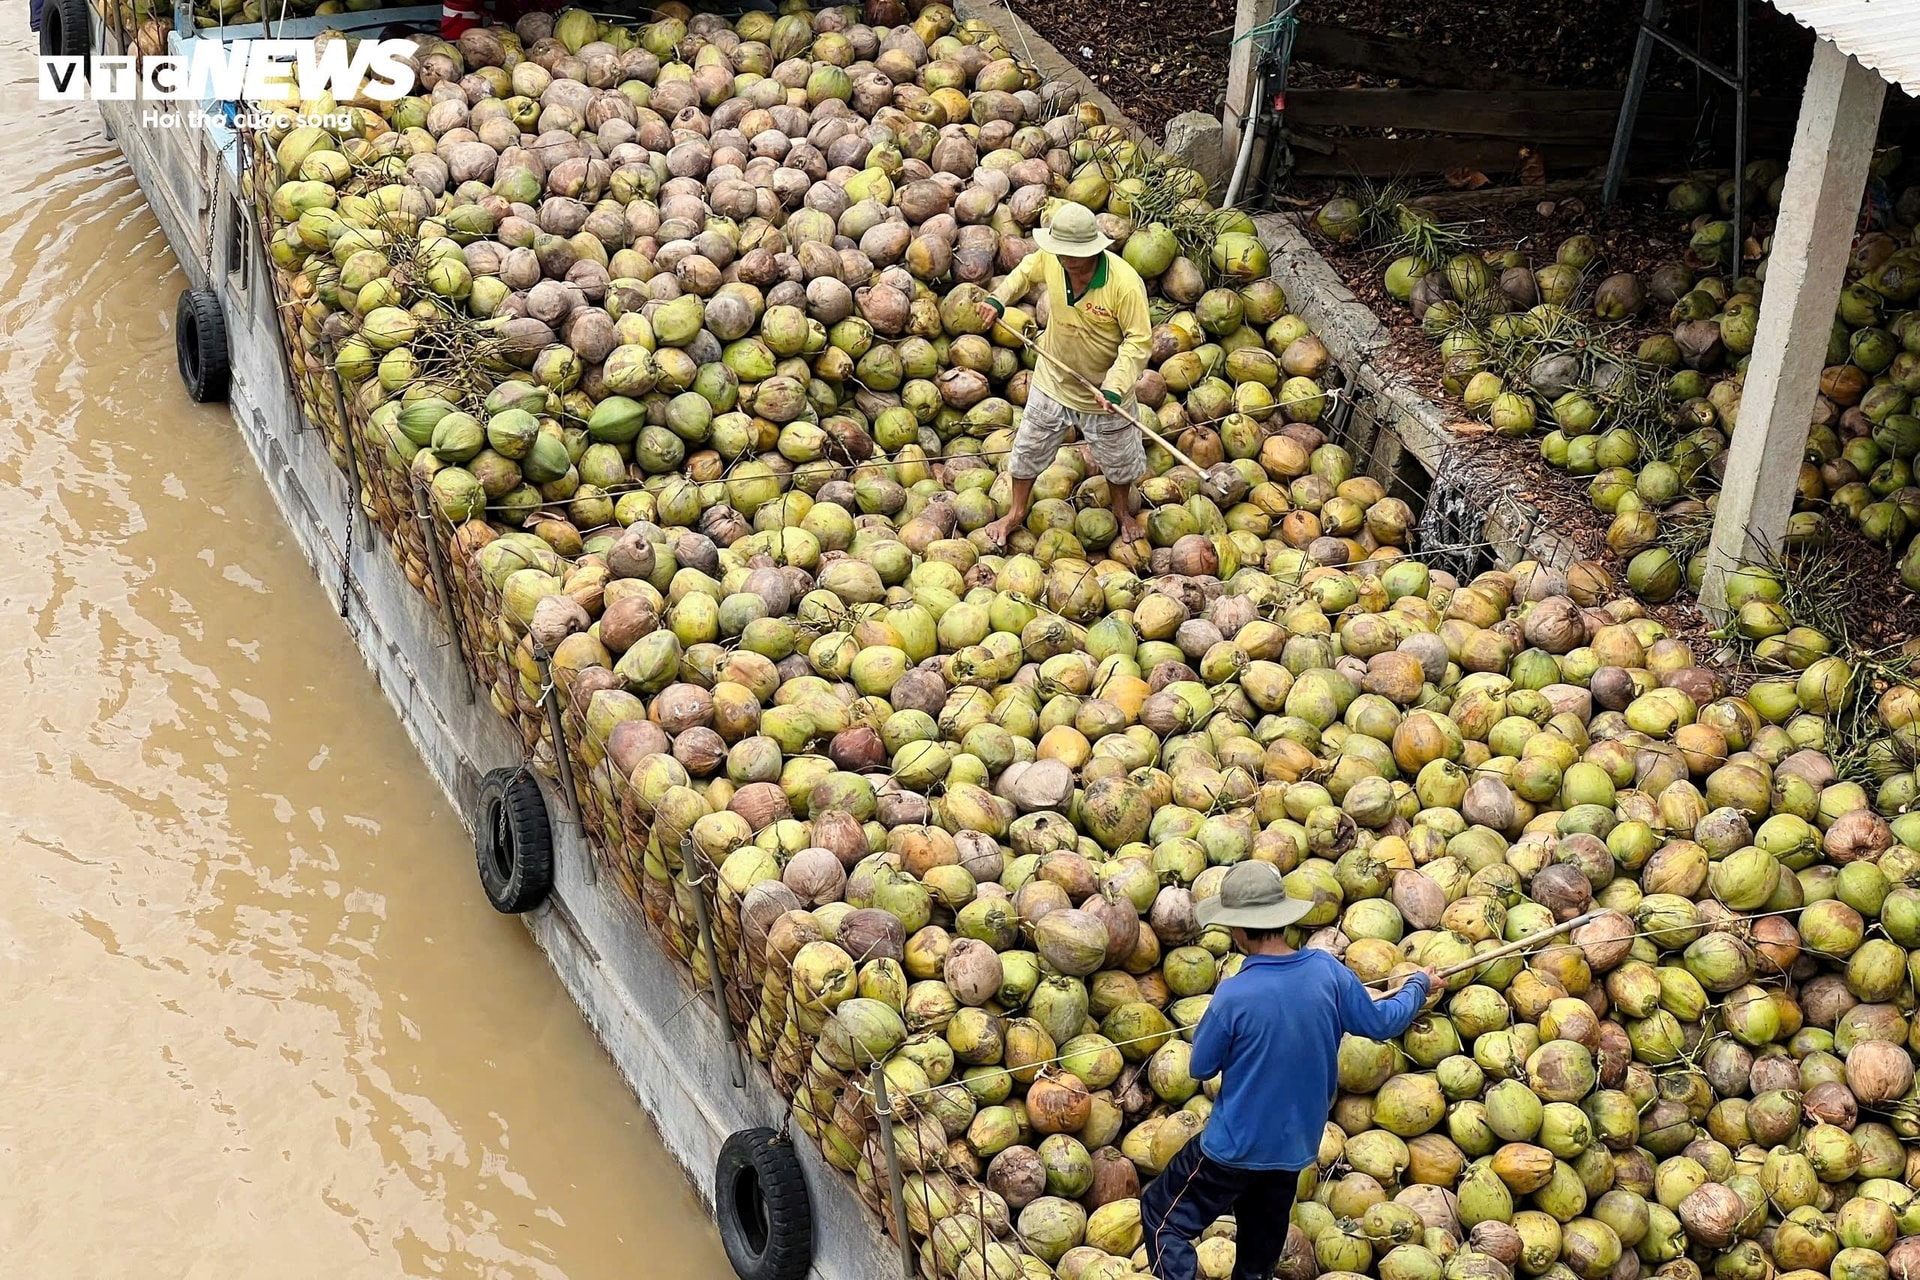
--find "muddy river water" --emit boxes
[0,30,731,1278]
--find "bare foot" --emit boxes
[984,514,1021,549]
[1117,511,1146,545]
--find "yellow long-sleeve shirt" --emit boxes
[988,249,1152,414]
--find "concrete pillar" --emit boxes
[1700,38,1885,619]
[1222,0,1277,163]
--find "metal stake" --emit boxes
[1603,0,1664,209]
[870,1064,916,1279]
[414,483,475,705]
[689,840,745,1089]
[1604,0,1752,288]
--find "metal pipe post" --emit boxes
[1224,70,1266,208]
[1603,0,1664,206]
[689,841,746,1089]
[414,483,474,705]
[1638,25,1741,85]
[870,1064,917,1279]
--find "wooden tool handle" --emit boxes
[1362,908,1603,990]
[989,314,1207,475]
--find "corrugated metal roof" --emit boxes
[1769,0,1920,97]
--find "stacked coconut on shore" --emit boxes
[1311,158,1920,610]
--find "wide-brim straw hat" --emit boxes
[1033,202,1112,257]
[1196,861,1314,930]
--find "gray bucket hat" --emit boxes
[1033,202,1113,257]
[1196,861,1314,931]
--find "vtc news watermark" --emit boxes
[39,38,415,129]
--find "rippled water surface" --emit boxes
[0,30,731,1279]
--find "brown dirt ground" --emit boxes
[1290,0,1814,94]
[999,0,1818,141]
[1001,0,1235,138]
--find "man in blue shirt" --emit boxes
[1142,861,1437,1280]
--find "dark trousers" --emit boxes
[1140,1139,1300,1280]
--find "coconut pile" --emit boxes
[262,11,1339,563]
[243,5,1920,1280]
[1310,157,1920,614]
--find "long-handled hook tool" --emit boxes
[1362,908,1605,991]
[991,316,1265,509]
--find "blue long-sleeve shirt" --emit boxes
[1189,949,1431,1170]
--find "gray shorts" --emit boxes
[1007,387,1148,486]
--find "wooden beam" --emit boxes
[1290,22,1540,90]
[1285,88,1627,140]
[1407,179,1609,212]
[1283,87,1802,141]
[1289,136,1623,179]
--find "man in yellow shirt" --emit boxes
[976,203,1154,547]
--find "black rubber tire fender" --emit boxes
[41,0,90,64]
[475,767,553,914]
[175,288,231,404]
[715,1127,813,1280]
